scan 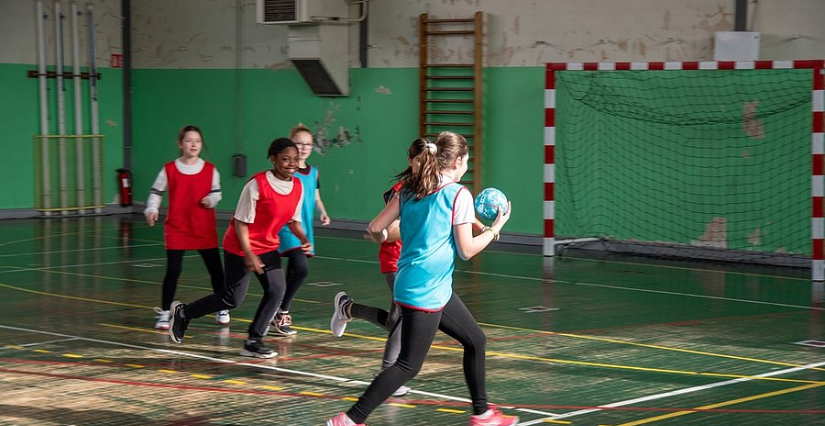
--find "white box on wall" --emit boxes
[714,32,761,61]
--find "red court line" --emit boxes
[2,367,824,415]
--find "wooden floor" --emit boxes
[0,215,823,426]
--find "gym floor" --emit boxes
[0,215,822,426]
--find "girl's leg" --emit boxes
[438,293,488,415]
[279,249,308,311]
[161,250,185,310]
[381,271,402,369]
[346,307,441,424]
[184,252,250,319]
[248,251,286,340]
[198,247,225,294]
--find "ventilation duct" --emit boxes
[288,24,350,96]
[256,0,352,96]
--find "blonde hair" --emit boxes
[402,131,468,200]
[289,123,312,140]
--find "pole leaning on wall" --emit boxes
[87,3,102,213]
[71,2,86,214]
[55,1,69,214]
[36,0,52,215]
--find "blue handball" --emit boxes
[474,188,508,221]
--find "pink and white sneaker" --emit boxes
[326,412,367,426]
[468,408,519,426]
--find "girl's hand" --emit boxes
[244,253,264,274]
[146,212,158,226]
[300,241,313,254]
[319,212,331,226]
[200,196,212,208]
[491,201,512,232]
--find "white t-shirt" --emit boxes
[234,170,304,224]
[144,158,222,217]
[441,174,475,225]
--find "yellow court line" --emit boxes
[0,280,817,384]
[437,408,466,414]
[0,281,145,309]
[99,323,172,335]
[479,322,825,372]
[615,382,825,426]
[388,403,416,408]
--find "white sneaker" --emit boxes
[330,292,353,337]
[154,307,170,330]
[392,385,411,397]
[216,310,230,325]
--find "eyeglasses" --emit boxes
[295,143,314,148]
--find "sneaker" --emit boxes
[153,307,170,330]
[326,412,367,426]
[216,310,230,325]
[239,339,277,359]
[468,408,519,426]
[392,385,411,397]
[330,291,353,337]
[168,301,189,343]
[270,313,297,336]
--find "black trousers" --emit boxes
[161,248,224,311]
[184,250,285,340]
[349,271,402,369]
[347,292,488,423]
[279,249,309,312]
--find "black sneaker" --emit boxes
[270,313,298,336]
[168,301,189,343]
[239,339,277,358]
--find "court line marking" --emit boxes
[516,359,825,425]
[455,269,823,311]
[0,324,560,418]
[479,323,825,372]
[0,243,163,258]
[613,381,825,426]
[2,252,817,312]
[1,277,821,379]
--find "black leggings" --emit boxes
[347,292,488,423]
[161,248,224,311]
[183,250,286,340]
[279,249,309,312]
[349,271,401,369]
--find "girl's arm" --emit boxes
[367,196,401,244]
[235,220,264,274]
[287,221,313,253]
[314,189,330,225]
[454,202,511,261]
[201,167,223,208]
[145,168,168,226]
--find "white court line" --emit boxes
[0,254,818,312]
[451,269,824,311]
[516,359,825,425]
[0,243,163,258]
[0,324,560,417]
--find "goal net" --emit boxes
[544,61,824,277]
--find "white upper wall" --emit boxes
[2,0,823,68]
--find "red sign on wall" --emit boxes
[111,53,123,68]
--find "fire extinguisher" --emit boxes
[116,168,133,207]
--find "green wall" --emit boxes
[131,67,545,235]
[0,63,543,234]
[0,63,123,210]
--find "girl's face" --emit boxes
[292,131,314,162]
[178,131,203,159]
[408,151,425,176]
[270,146,299,180]
[455,153,469,179]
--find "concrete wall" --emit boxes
[6,0,820,68]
